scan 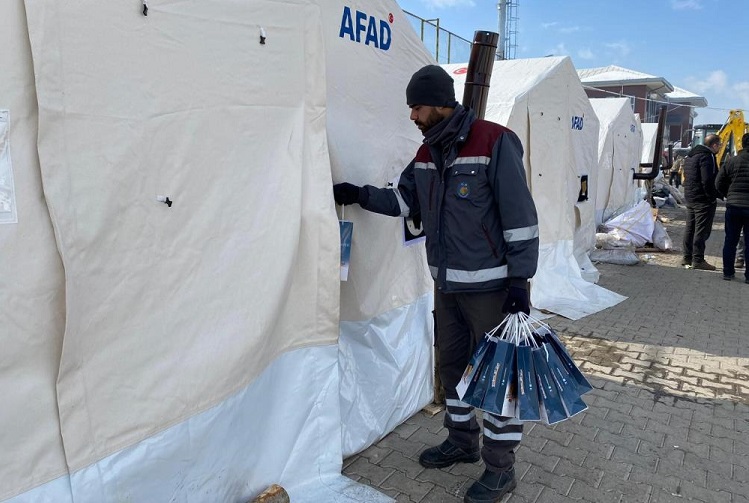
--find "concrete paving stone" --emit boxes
[648,487,703,503]
[687,426,734,453]
[598,472,651,503]
[415,466,471,495]
[345,457,396,486]
[381,471,435,502]
[613,415,652,437]
[732,494,749,503]
[568,434,615,460]
[594,429,638,451]
[674,478,732,503]
[395,493,414,503]
[358,444,394,464]
[679,382,717,398]
[446,459,484,479]
[656,457,708,487]
[541,440,587,466]
[664,434,710,459]
[394,421,422,440]
[610,446,658,471]
[706,470,749,496]
[381,450,427,479]
[406,411,448,434]
[636,441,685,465]
[390,430,441,457]
[581,452,632,480]
[534,486,581,503]
[516,445,560,473]
[526,425,573,446]
[419,486,462,503]
[711,422,746,443]
[568,481,623,503]
[553,458,603,487]
[597,398,632,414]
[506,481,543,503]
[627,466,681,494]
[692,409,735,430]
[520,466,573,496]
[520,431,548,453]
[733,466,748,492]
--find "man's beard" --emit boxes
[415,108,444,134]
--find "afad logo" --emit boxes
[571,115,584,130]
[339,6,393,51]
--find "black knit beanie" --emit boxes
[406,65,457,107]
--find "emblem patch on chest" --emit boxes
[457,182,471,198]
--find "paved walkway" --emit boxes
[343,201,749,503]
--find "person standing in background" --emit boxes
[682,134,722,271]
[715,133,749,282]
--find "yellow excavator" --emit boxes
[691,109,748,167]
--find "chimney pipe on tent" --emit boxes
[634,105,667,180]
[462,31,499,120]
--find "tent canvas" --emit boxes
[1,0,435,501]
[443,57,625,320]
[590,98,643,225]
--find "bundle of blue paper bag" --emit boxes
[455,312,592,424]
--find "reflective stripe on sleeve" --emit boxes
[390,187,410,217]
[503,225,539,242]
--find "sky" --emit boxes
[396,0,748,124]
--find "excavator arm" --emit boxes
[716,109,748,167]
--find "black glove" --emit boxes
[333,183,362,205]
[502,285,530,315]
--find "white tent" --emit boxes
[443,58,625,320]
[590,98,643,225]
[1,1,436,502]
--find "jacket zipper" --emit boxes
[429,178,435,211]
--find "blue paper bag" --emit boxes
[481,340,516,415]
[544,344,588,417]
[515,345,541,421]
[457,335,496,402]
[535,326,593,394]
[532,345,569,425]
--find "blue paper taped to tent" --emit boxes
[339,220,353,281]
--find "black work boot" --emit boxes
[464,467,517,502]
[692,260,716,271]
[680,256,692,267]
[418,440,480,468]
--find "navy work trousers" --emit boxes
[434,288,522,473]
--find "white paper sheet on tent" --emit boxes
[590,98,643,225]
[25,0,340,481]
[0,0,68,499]
[443,58,625,320]
[0,111,18,224]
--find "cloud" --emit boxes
[545,43,568,57]
[605,41,631,57]
[541,22,559,29]
[732,81,749,108]
[577,48,595,60]
[559,26,581,34]
[685,70,728,94]
[419,0,475,8]
[671,0,702,10]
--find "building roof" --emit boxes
[666,85,708,107]
[577,65,674,93]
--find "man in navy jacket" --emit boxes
[334,65,539,503]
